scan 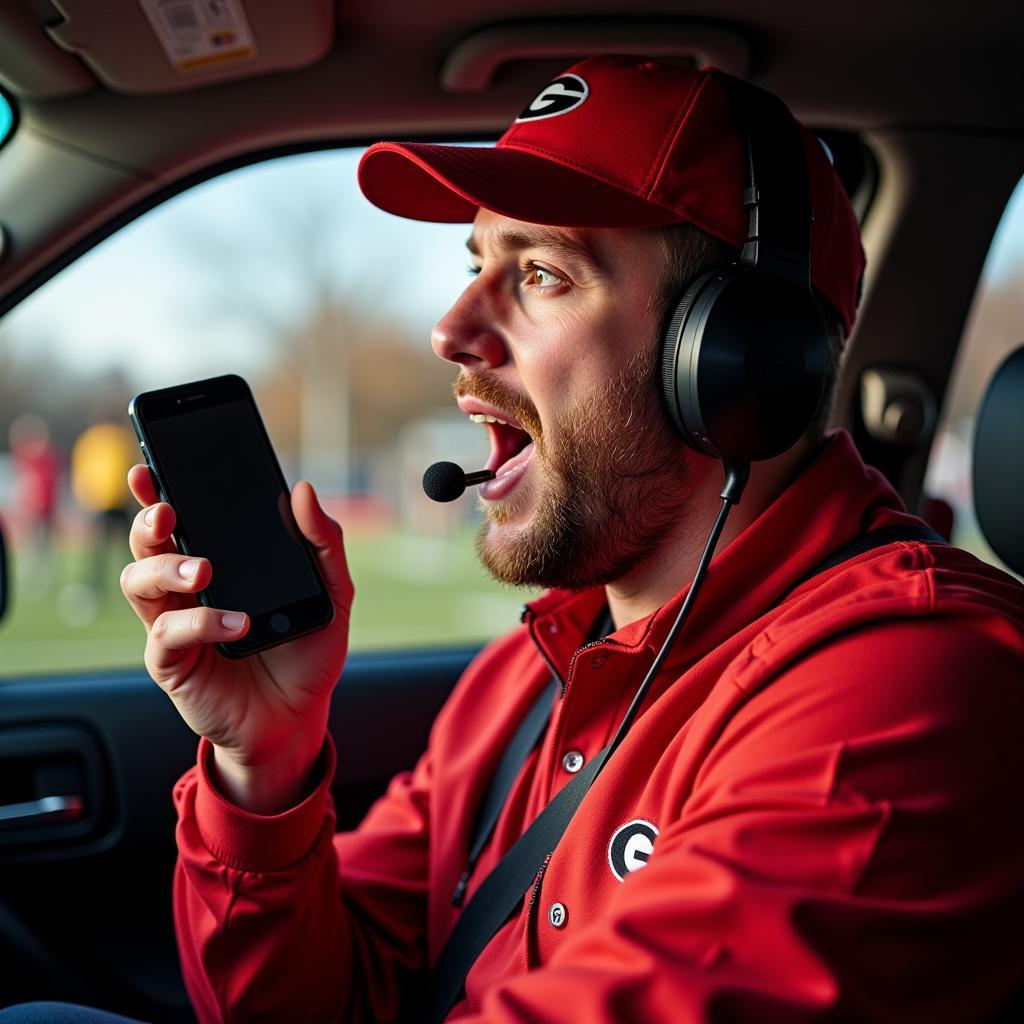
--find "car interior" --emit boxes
[0,1,1021,1020]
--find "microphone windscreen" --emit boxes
[422,461,466,502]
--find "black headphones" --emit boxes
[659,72,829,468]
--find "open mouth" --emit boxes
[460,402,537,501]
[468,413,534,476]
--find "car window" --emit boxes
[0,145,538,677]
[923,173,1024,576]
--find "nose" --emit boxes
[431,282,508,369]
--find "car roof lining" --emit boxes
[2,2,1023,127]
[1,3,1020,221]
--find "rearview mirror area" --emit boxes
[0,90,13,151]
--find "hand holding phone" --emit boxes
[121,375,354,812]
[129,374,335,657]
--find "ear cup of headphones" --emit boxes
[660,267,829,462]
[659,267,723,440]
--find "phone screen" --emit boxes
[145,397,320,618]
[130,375,332,658]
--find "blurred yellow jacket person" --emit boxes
[71,422,136,513]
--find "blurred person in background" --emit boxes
[71,412,138,601]
[8,412,61,596]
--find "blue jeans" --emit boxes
[0,1005,146,1023]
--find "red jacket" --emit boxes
[172,431,1024,1022]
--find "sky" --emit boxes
[0,143,1022,391]
[981,173,1024,285]
[0,148,474,389]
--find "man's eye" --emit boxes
[526,264,564,288]
[467,264,482,277]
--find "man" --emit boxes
[70,412,138,601]
[8,413,61,596]
[72,57,1024,1022]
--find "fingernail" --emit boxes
[178,558,200,580]
[221,612,245,631]
[144,507,156,526]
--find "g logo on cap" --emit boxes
[608,819,659,882]
[515,74,589,122]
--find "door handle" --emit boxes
[0,795,85,828]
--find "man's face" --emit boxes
[431,210,691,590]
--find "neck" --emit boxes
[604,439,817,630]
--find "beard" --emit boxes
[455,342,691,590]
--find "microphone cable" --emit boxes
[421,453,750,761]
[601,458,749,762]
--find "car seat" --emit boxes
[973,343,1024,1022]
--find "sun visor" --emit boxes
[44,0,335,94]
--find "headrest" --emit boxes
[973,345,1024,576]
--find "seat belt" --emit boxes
[427,523,944,1023]
[449,678,557,908]
[451,609,614,907]
[428,738,614,1023]
[774,523,945,605]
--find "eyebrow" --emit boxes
[465,226,607,273]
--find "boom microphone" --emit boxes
[423,462,495,502]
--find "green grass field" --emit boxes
[0,530,538,677]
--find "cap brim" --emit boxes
[357,141,682,228]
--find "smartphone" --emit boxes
[128,374,334,658]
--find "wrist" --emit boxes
[210,736,326,815]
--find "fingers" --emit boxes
[120,552,211,628]
[128,463,159,507]
[127,464,178,562]
[146,606,248,676]
[129,500,177,561]
[291,481,354,611]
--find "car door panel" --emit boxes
[0,646,474,1021]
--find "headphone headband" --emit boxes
[659,72,828,465]
[715,72,813,286]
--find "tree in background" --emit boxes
[173,188,455,499]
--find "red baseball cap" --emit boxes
[358,55,865,335]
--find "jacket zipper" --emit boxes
[564,636,608,686]
[523,604,614,696]
[525,853,553,967]
[522,606,567,693]
[525,608,616,803]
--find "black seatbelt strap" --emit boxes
[428,523,944,1023]
[450,678,556,907]
[428,740,612,1023]
[773,524,945,607]
[452,609,614,907]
